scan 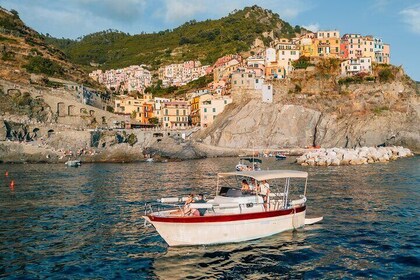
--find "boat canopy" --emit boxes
[240,158,262,163]
[218,170,308,180]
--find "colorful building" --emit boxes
[265,62,286,80]
[342,34,364,59]
[114,94,155,124]
[341,57,372,76]
[293,33,316,57]
[153,97,170,126]
[190,93,212,126]
[315,30,341,58]
[162,101,191,128]
[362,36,375,60]
[383,44,390,64]
[274,38,300,74]
[231,68,264,91]
[213,58,241,83]
[200,96,232,128]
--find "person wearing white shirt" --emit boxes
[260,180,270,210]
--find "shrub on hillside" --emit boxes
[378,68,394,83]
[292,56,314,69]
[24,56,64,76]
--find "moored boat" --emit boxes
[143,170,317,246]
[65,160,81,167]
[275,153,287,160]
[235,157,262,171]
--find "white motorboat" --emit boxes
[65,160,81,167]
[143,170,320,246]
[235,157,262,171]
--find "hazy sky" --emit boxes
[0,0,419,80]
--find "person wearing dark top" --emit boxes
[195,193,207,216]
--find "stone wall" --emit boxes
[0,79,125,128]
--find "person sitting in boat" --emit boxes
[249,178,257,192]
[260,180,270,211]
[193,193,207,216]
[183,193,195,216]
[241,179,250,193]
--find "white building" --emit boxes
[246,55,265,68]
[341,57,372,76]
[262,84,273,103]
[274,38,300,74]
[200,96,233,128]
[153,97,170,124]
[265,47,276,63]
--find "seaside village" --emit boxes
[88,30,390,129]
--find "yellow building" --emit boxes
[315,30,340,58]
[265,62,286,79]
[190,93,212,126]
[362,36,375,60]
[162,101,191,128]
[114,94,154,124]
[293,33,316,57]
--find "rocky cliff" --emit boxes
[196,63,420,153]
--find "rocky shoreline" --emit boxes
[296,146,414,166]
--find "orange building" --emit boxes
[315,30,341,58]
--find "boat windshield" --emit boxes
[219,187,243,197]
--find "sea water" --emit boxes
[0,156,418,279]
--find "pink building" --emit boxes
[341,34,364,59]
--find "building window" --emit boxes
[212,108,216,113]
[176,109,179,116]
[204,108,207,113]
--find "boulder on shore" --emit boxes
[296,146,413,167]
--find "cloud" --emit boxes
[400,5,420,34]
[302,23,320,32]
[160,0,208,22]
[371,0,390,12]
[76,0,146,22]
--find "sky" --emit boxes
[0,0,419,80]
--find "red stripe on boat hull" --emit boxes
[147,205,306,223]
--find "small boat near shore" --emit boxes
[143,170,321,246]
[275,153,287,160]
[65,160,81,167]
[235,157,262,171]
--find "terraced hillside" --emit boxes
[45,5,306,70]
[0,7,96,86]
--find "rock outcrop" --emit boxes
[296,146,413,166]
[195,66,420,154]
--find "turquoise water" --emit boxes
[0,156,419,279]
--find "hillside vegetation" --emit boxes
[45,5,305,70]
[0,7,97,86]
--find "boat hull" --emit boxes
[145,206,306,246]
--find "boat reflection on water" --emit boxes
[151,227,322,279]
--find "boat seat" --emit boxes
[217,203,239,208]
[189,203,213,209]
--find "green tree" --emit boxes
[10,9,19,18]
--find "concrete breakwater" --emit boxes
[296,146,413,166]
